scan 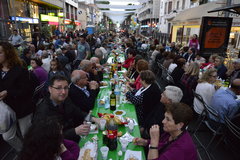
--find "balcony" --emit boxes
[164,11,177,21]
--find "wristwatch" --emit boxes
[149,144,158,149]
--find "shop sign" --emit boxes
[48,13,55,16]
[40,14,59,22]
[199,16,232,55]
[10,16,39,24]
[58,12,64,17]
[49,22,59,25]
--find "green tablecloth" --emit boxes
[79,78,146,160]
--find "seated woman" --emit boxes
[180,62,199,106]
[128,59,149,90]
[126,70,161,128]
[122,48,136,69]
[31,58,48,85]
[194,68,217,115]
[133,103,197,160]
[124,55,143,81]
[18,118,80,160]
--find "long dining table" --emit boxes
[79,51,146,160]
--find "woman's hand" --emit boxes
[133,138,148,146]
[149,125,160,146]
[0,90,7,100]
[60,143,67,153]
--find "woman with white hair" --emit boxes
[160,86,183,104]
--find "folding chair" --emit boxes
[224,115,240,159]
[192,90,224,160]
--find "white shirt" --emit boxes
[168,63,177,74]
[8,34,23,46]
[42,57,52,72]
[194,82,216,114]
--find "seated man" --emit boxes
[90,57,103,81]
[33,75,99,142]
[79,59,100,83]
[142,85,183,138]
[69,70,99,113]
[211,79,240,123]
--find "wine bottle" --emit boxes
[110,88,116,111]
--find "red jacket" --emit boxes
[122,57,135,69]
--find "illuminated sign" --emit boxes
[40,14,59,22]
[10,16,39,24]
[48,13,55,16]
[58,13,64,17]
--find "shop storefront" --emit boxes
[64,19,81,31]
[40,14,60,33]
[8,0,39,42]
[171,2,223,44]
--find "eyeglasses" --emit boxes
[51,86,69,91]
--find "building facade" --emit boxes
[137,0,160,36]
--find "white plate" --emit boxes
[124,150,142,160]
[113,110,126,116]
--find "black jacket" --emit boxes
[69,84,98,113]
[33,96,87,142]
[0,66,35,118]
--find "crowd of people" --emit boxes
[0,28,240,160]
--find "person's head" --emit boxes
[18,118,63,160]
[232,59,240,70]
[38,44,45,51]
[31,58,42,69]
[230,78,240,95]
[94,48,103,60]
[79,35,86,43]
[0,42,22,69]
[29,44,36,53]
[209,54,218,63]
[192,34,198,39]
[90,57,100,65]
[41,51,48,59]
[79,59,92,72]
[50,58,62,71]
[188,48,195,55]
[160,86,183,104]
[136,59,149,73]
[61,47,67,54]
[71,70,88,87]
[13,29,18,35]
[23,48,31,58]
[49,75,69,104]
[175,58,186,68]
[214,56,224,67]
[162,103,193,133]
[134,55,143,68]
[198,68,217,84]
[185,62,199,76]
[140,70,155,85]
[127,48,136,59]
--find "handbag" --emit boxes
[0,101,16,134]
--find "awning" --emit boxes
[208,3,240,15]
[172,2,224,25]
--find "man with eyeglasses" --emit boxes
[33,75,99,142]
[69,70,99,113]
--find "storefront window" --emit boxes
[30,2,39,18]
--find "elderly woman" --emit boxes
[180,62,199,106]
[126,70,161,127]
[0,42,34,151]
[133,103,197,160]
[194,68,217,115]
